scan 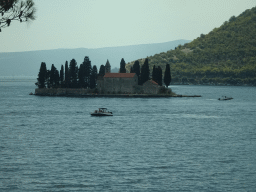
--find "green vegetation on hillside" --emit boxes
[127,7,256,86]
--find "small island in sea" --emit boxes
[34,57,201,98]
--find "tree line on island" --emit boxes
[36,56,98,89]
[128,58,171,87]
[35,56,172,89]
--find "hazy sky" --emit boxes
[0,0,255,52]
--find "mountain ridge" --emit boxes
[0,40,190,76]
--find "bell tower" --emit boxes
[105,59,111,73]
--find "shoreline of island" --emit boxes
[33,88,201,98]
[33,93,201,98]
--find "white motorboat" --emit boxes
[91,108,113,116]
[218,96,233,100]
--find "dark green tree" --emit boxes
[49,64,60,88]
[152,65,156,82]
[64,61,70,88]
[54,69,60,87]
[132,60,141,84]
[120,58,126,73]
[90,65,97,89]
[152,65,162,85]
[0,0,36,32]
[130,66,134,73]
[133,60,140,77]
[164,64,171,87]
[60,65,64,86]
[46,70,51,88]
[157,66,162,86]
[78,63,85,88]
[140,58,150,85]
[50,64,56,87]
[99,64,105,76]
[83,56,91,88]
[35,62,47,88]
[69,59,78,88]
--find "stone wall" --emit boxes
[104,76,137,94]
[97,76,104,94]
[96,77,162,94]
[97,75,138,94]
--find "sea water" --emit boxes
[0,77,256,191]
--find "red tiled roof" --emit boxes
[104,73,136,78]
[142,80,159,86]
[150,80,159,85]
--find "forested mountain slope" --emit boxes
[127,6,256,86]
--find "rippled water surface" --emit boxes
[0,77,256,191]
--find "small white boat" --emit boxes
[91,108,113,116]
[218,96,233,100]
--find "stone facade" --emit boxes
[97,73,161,94]
[97,73,138,94]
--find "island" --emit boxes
[34,57,201,98]
[35,72,176,97]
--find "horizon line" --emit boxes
[0,39,191,54]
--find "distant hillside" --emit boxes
[0,40,190,76]
[127,6,256,86]
[111,67,119,73]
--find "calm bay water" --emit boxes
[0,77,256,191]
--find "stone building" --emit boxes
[142,80,160,94]
[97,73,138,94]
[97,73,161,94]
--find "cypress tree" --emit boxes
[152,65,162,85]
[164,64,171,87]
[69,59,78,88]
[60,65,64,86]
[152,65,157,82]
[140,58,150,85]
[133,60,140,77]
[99,65,105,76]
[120,58,126,73]
[133,60,141,85]
[36,62,47,88]
[64,61,70,88]
[46,70,51,88]
[78,64,85,88]
[157,66,162,86]
[50,64,57,88]
[83,56,91,88]
[90,65,98,89]
[130,66,134,73]
[54,69,60,87]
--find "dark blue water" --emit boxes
[1,77,256,191]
